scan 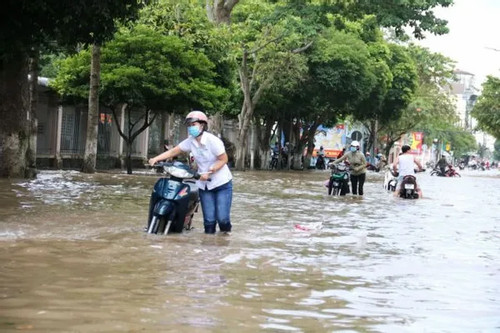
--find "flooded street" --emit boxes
[1,169,499,332]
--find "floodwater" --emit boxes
[0,168,499,332]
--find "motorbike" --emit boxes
[445,164,461,177]
[383,166,398,192]
[430,164,461,177]
[327,162,350,196]
[366,163,379,172]
[398,175,420,199]
[269,151,279,170]
[146,161,201,235]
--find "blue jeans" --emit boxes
[198,180,233,233]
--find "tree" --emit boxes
[138,0,236,136]
[229,0,312,170]
[52,25,227,174]
[0,0,145,178]
[493,140,500,161]
[287,27,378,169]
[376,45,458,156]
[226,0,453,170]
[472,76,500,140]
[345,0,453,39]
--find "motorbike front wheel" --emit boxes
[328,179,341,196]
[147,216,159,234]
[147,215,174,234]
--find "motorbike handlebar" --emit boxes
[150,162,212,181]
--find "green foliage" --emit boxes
[494,140,500,161]
[51,51,92,100]
[348,0,453,39]
[231,0,311,105]
[472,76,500,140]
[309,29,376,110]
[138,0,236,109]
[52,25,228,113]
[1,0,146,61]
[39,53,68,78]
[377,43,459,151]
[407,44,456,88]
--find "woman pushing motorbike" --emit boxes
[148,111,233,234]
[330,140,367,195]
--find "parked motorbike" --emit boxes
[146,161,201,235]
[327,162,350,196]
[398,175,420,199]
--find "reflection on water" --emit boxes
[1,169,499,332]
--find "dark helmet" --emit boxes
[402,145,411,153]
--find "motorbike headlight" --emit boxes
[165,165,194,178]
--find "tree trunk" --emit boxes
[126,140,133,174]
[206,0,240,24]
[303,122,320,169]
[372,118,379,155]
[0,54,31,178]
[255,117,274,169]
[234,56,254,170]
[27,50,39,177]
[209,112,224,137]
[249,122,255,169]
[235,103,251,170]
[82,43,101,173]
[111,104,156,175]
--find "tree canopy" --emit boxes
[52,25,228,113]
[1,0,146,60]
[472,76,500,140]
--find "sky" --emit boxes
[416,0,500,87]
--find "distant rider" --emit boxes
[376,153,388,171]
[393,144,423,198]
[318,145,325,157]
[316,145,326,169]
[437,155,447,175]
[330,140,367,195]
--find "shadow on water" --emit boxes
[0,169,499,332]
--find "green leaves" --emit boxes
[472,76,500,139]
[52,25,228,113]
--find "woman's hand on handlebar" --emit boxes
[148,158,157,166]
[199,172,212,181]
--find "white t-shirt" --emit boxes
[178,131,232,190]
[398,154,416,178]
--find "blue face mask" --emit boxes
[350,146,357,152]
[188,125,201,137]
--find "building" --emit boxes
[34,77,240,170]
[450,69,478,130]
[450,69,495,153]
